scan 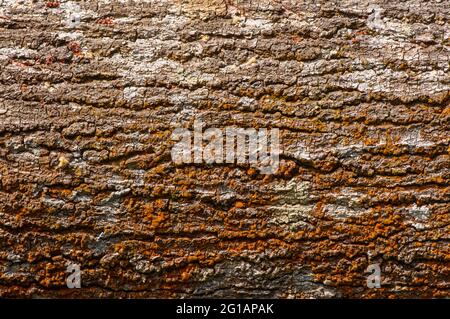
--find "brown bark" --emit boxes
[0,0,448,298]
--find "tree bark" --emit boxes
[0,0,448,298]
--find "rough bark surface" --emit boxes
[0,0,449,298]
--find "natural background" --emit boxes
[0,0,448,298]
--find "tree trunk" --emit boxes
[0,0,448,298]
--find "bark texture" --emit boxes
[0,0,449,298]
